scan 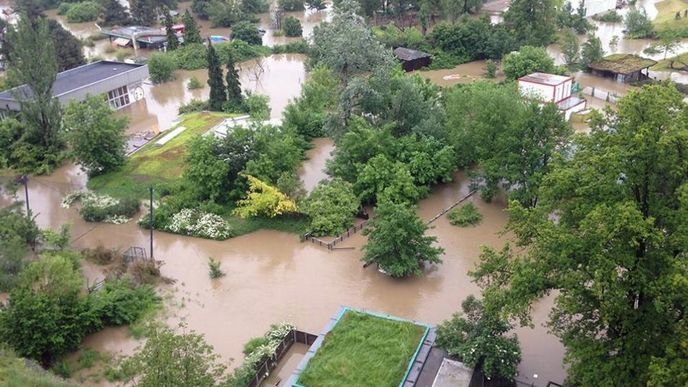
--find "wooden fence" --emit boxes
[425,190,477,225]
[303,221,367,250]
[247,329,318,387]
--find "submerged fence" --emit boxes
[247,329,318,387]
[303,221,367,250]
[426,190,477,225]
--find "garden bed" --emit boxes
[295,310,428,387]
[87,112,232,199]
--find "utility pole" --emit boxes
[149,187,154,259]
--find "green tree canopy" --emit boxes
[502,45,557,80]
[183,9,203,44]
[303,178,359,236]
[231,21,263,45]
[184,135,231,203]
[233,174,298,218]
[362,198,443,277]
[471,83,688,385]
[207,40,227,111]
[503,0,557,46]
[63,95,128,176]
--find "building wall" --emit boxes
[57,65,149,107]
[519,81,555,102]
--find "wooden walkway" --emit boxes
[303,221,367,250]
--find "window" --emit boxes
[106,85,130,109]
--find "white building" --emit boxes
[518,72,586,121]
[569,0,617,16]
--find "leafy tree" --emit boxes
[303,179,359,236]
[362,198,443,277]
[164,8,179,50]
[183,9,203,44]
[207,0,244,27]
[282,66,339,139]
[0,205,39,291]
[224,53,243,111]
[5,16,64,173]
[279,0,304,11]
[207,40,227,111]
[310,0,395,83]
[561,30,580,70]
[436,295,521,381]
[0,252,95,366]
[65,1,101,22]
[306,0,327,10]
[231,21,262,45]
[148,52,177,83]
[100,0,131,26]
[241,0,269,14]
[244,92,269,120]
[644,29,681,60]
[354,154,420,205]
[63,95,128,175]
[119,326,226,387]
[283,16,303,37]
[580,32,604,69]
[242,125,305,185]
[184,135,231,202]
[192,0,212,18]
[233,174,298,218]
[624,8,654,38]
[471,84,688,386]
[48,20,86,72]
[130,0,157,25]
[557,1,591,34]
[502,45,557,80]
[503,0,556,46]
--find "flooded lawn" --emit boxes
[1,164,566,386]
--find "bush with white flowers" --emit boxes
[62,191,139,224]
[227,322,295,386]
[166,208,233,240]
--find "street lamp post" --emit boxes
[16,174,29,218]
[149,187,154,259]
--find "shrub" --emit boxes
[624,8,654,39]
[244,92,270,120]
[279,0,304,11]
[216,40,271,62]
[303,179,359,236]
[227,323,295,386]
[187,76,203,90]
[82,245,122,265]
[271,40,308,54]
[179,99,209,114]
[231,21,263,45]
[63,192,139,223]
[148,53,177,83]
[485,60,497,78]
[65,1,101,23]
[592,10,623,23]
[242,337,269,356]
[129,260,161,285]
[207,257,224,278]
[171,43,208,69]
[165,208,233,240]
[282,16,302,37]
[57,3,71,15]
[88,278,160,326]
[447,202,482,227]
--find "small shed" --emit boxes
[589,54,657,83]
[394,47,432,72]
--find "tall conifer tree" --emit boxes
[207,40,226,111]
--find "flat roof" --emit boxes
[589,54,657,74]
[0,61,145,100]
[519,72,571,86]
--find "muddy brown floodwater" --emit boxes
[0,155,567,386]
[297,137,335,192]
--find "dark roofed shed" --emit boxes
[394,47,432,72]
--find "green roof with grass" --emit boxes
[589,54,657,74]
[296,310,427,387]
[88,112,230,199]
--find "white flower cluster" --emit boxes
[166,208,232,240]
[61,190,133,224]
[240,322,296,376]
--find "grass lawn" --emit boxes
[297,311,426,387]
[653,0,688,35]
[87,112,230,199]
[651,52,688,70]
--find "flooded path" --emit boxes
[298,137,335,193]
[1,165,566,386]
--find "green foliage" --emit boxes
[297,311,425,386]
[279,0,304,10]
[244,92,270,120]
[183,9,203,44]
[64,1,101,22]
[226,323,294,386]
[231,21,263,45]
[241,0,269,13]
[130,0,156,25]
[429,19,518,63]
[282,66,338,139]
[100,0,131,26]
[557,1,592,34]
[242,336,268,356]
[224,52,244,112]
[436,295,521,381]
[48,20,86,72]
[148,52,177,83]
[282,16,303,37]
[625,8,655,38]
[0,348,77,387]
[0,205,39,291]
[502,45,557,80]
[78,195,140,223]
[207,0,244,27]
[355,154,420,205]
[471,84,688,386]
[373,24,428,51]
[306,0,326,9]
[503,0,557,46]
[207,41,227,111]
[271,39,309,54]
[561,30,580,70]
[164,8,179,51]
[207,257,224,278]
[580,33,604,69]
[40,224,71,251]
[447,202,482,227]
[171,43,207,69]
[234,175,298,218]
[485,59,497,78]
[118,326,227,387]
[88,278,160,326]
[188,76,203,90]
[310,0,395,82]
[303,179,359,236]
[179,99,209,114]
[81,245,121,265]
[64,95,128,175]
[592,9,623,22]
[362,199,443,277]
[184,135,231,202]
[0,252,95,366]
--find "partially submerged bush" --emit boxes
[227,323,295,386]
[89,278,160,326]
[129,259,162,285]
[82,245,122,265]
[63,191,139,224]
[447,202,482,227]
[187,76,203,90]
[207,257,224,279]
[165,208,233,240]
[179,99,209,114]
